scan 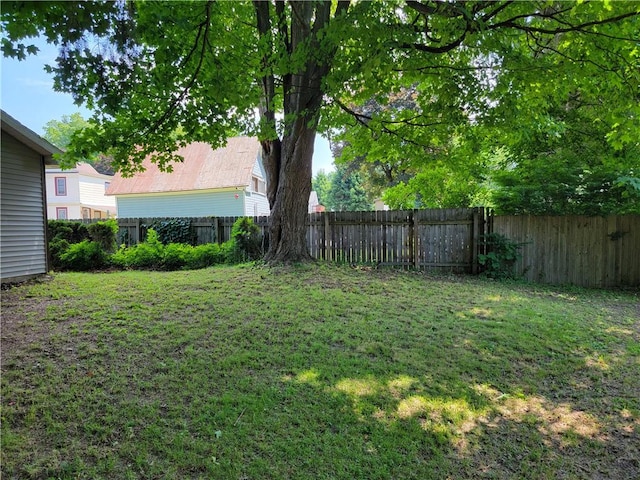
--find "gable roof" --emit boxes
[47,161,111,177]
[1,110,62,164]
[107,137,261,195]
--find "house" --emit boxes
[308,191,325,213]
[46,162,116,220]
[106,137,270,218]
[1,111,62,283]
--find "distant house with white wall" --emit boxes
[46,162,116,220]
[308,191,325,213]
[1,111,62,283]
[106,137,270,218]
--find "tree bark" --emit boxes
[255,0,350,264]
[264,121,316,263]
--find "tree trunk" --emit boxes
[255,0,348,264]
[264,121,316,263]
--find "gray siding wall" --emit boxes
[116,190,245,218]
[1,131,48,282]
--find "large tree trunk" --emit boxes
[264,122,316,263]
[255,0,348,264]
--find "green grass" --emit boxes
[1,264,639,479]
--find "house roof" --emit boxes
[47,162,113,179]
[1,110,63,164]
[106,137,262,195]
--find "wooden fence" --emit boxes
[491,215,640,288]
[116,208,485,273]
[84,210,639,287]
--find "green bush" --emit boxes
[112,229,164,269]
[48,220,90,244]
[230,217,262,262]
[189,243,223,269]
[161,243,193,270]
[478,233,524,280]
[48,238,70,271]
[88,219,118,253]
[47,220,93,270]
[59,240,108,271]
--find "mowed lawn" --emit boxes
[1,265,638,479]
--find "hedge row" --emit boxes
[48,217,262,272]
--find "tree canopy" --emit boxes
[3,1,639,261]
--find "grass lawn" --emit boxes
[1,264,639,479]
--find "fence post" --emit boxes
[471,207,481,274]
[323,212,330,261]
[413,211,419,269]
[213,217,220,244]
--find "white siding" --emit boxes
[116,190,245,218]
[1,131,48,282]
[252,155,267,179]
[46,169,116,219]
[245,191,270,216]
[79,175,116,211]
[245,155,270,216]
[46,170,81,203]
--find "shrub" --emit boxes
[230,217,262,262]
[161,243,193,271]
[88,219,118,253]
[59,240,108,271]
[48,238,70,271]
[48,220,90,244]
[112,229,164,269]
[189,243,224,269]
[47,220,92,270]
[478,233,524,280]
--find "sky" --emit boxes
[1,40,335,175]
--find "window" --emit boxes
[252,177,266,194]
[56,207,68,220]
[105,181,111,192]
[55,177,67,196]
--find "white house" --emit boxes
[1,111,62,283]
[46,162,116,220]
[106,137,270,218]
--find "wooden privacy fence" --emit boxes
[117,216,270,247]
[491,215,640,288]
[112,212,639,287]
[307,208,484,272]
[116,208,485,273]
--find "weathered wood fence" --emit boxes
[116,208,485,273]
[491,214,640,288]
[89,210,639,287]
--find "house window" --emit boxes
[252,177,266,194]
[56,207,68,220]
[55,177,67,196]
[82,208,90,220]
[105,181,111,192]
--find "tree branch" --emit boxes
[143,0,213,136]
[332,97,444,148]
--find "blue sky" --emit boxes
[1,40,334,175]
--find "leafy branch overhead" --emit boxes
[2,1,638,261]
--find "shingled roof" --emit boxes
[106,137,261,195]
